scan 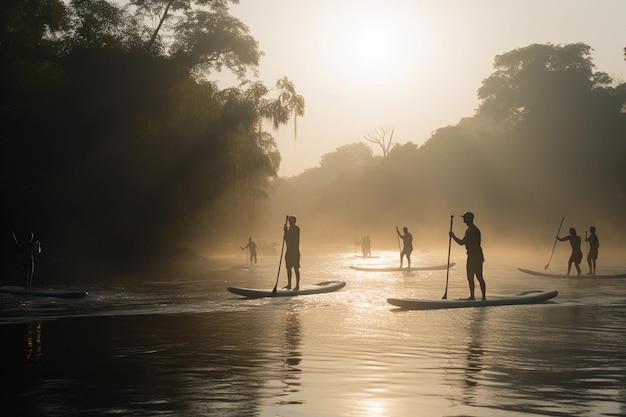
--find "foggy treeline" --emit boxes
[257,43,626,256]
[1,1,625,280]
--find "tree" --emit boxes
[364,126,395,157]
[477,43,612,124]
[130,0,260,80]
[0,0,306,270]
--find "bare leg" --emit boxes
[284,268,292,289]
[574,262,581,276]
[466,264,475,299]
[293,268,300,291]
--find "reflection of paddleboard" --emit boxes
[228,280,346,298]
[387,289,558,310]
[518,268,626,278]
[349,263,454,272]
[349,255,380,259]
[0,286,88,299]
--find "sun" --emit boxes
[315,2,431,91]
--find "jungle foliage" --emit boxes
[1,0,303,274]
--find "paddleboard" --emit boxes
[349,263,454,272]
[0,286,89,299]
[228,280,346,298]
[349,255,380,259]
[387,289,558,310]
[518,268,626,278]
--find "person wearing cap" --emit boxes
[396,226,413,269]
[557,227,582,275]
[450,212,486,300]
[283,216,301,290]
[585,226,599,275]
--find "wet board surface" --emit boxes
[0,286,88,299]
[349,263,454,272]
[387,289,558,310]
[228,280,346,298]
[518,268,626,278]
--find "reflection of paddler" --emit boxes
[283,216,301,291]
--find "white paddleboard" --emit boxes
[518,268,626,278]
[387,289,558,310]
[228,280,346,298]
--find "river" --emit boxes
[2,249,626,416]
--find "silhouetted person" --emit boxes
[361,236,367,257]
[283,216,300,291]
[585,226,599,275]
[557,227,582,275]
[241,237,257,264]
[365,235,371,257]
[396,226,413,269]
[13,232,42,289]
[450,212,486,300]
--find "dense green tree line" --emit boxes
[259,43,626,253]
[0,0,303,276]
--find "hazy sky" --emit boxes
[219,0,626,177]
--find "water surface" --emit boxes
[2,250,626,416]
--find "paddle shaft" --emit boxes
[396,228,401,252]
[272,215,290,294]
[443,215,454,299]
[545,217,565,270]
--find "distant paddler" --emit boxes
[241,237,258,264]
[395,226,413,269]
[585,226,599,275]
[557,227,582,276]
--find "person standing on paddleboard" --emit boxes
[12,232,42,290]
[241,237,258,264]
[585,226,599,275]
[396,226,413,269]
[557,228,582,276]
[283,216,300,291]
[450,212,486,300]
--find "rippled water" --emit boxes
[2,249,626,416]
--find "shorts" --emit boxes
[285,251,300,269]
[570,251,583,264]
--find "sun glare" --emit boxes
[315,2,431,91]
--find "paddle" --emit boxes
[396,226,401,252]
[442,215,453,299]
[272,215,290,295]
[544,216,565,270]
